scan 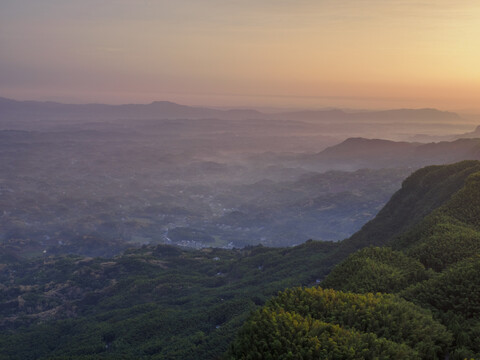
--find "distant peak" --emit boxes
[342,137,397,144]
[150,101,178,105]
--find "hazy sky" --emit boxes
[1,0,480,110]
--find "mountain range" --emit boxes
[0,96,463,123]
[298,137,480,170]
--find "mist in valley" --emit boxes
[1,98,480,258]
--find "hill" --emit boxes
[228,288,451,360]
[234,160,480,359]
[0,241,343,360]
[340,160,480,251]
[304,137,480,171]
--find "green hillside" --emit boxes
[341,160,480,251]
[320,246,432,293]
[234,161,480,359]
[228,288,451,360]
[0,241,342,360]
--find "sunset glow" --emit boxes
[1,0,480,110]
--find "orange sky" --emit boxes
[1,0,480,111]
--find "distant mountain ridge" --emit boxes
[276,107,462,123]
[0,96,463,122]
[304,137,480,170]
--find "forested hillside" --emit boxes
[0,241,342,360]
[233,161,480,359]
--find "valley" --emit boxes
[1,99,480,359]
[2,99,480,259]
[1,161,480,359]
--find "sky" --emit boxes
[1,0,480,111]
